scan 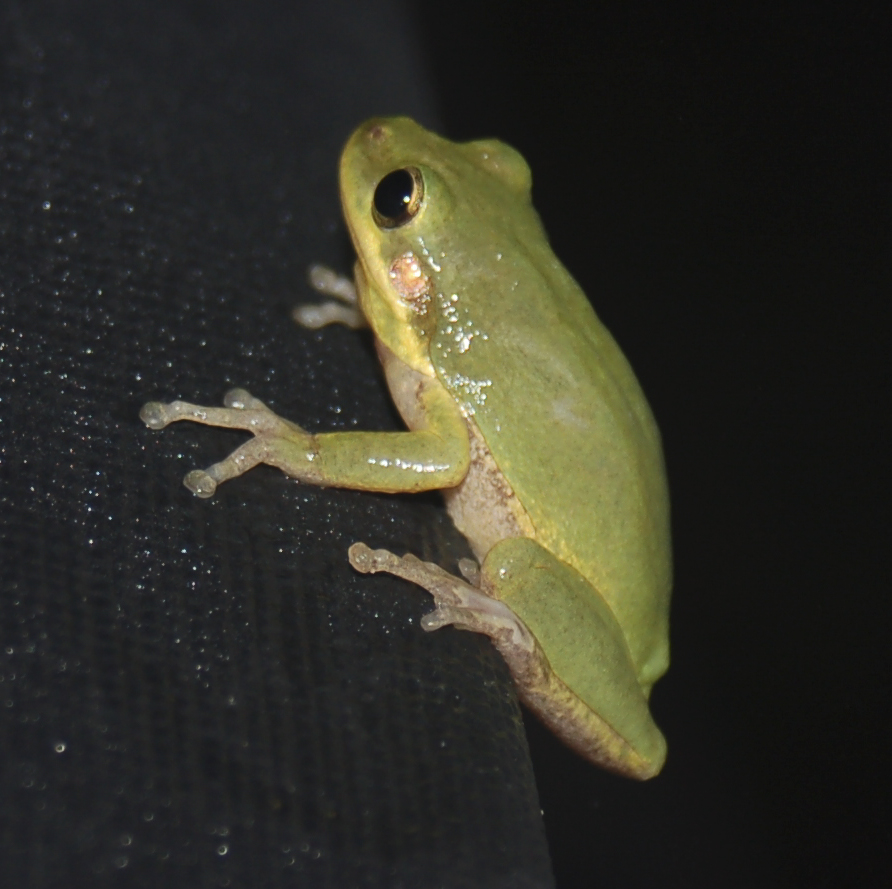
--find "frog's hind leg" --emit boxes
[348,543,537,649]
[349,539,666,779]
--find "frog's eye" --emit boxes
[372,167,424,229]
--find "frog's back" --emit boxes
[431,241,671,690]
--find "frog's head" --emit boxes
[339,117,537,375]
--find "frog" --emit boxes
[140,117,672,779]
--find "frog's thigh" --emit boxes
[482,538,666,778]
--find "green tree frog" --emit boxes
[140,118,671,779]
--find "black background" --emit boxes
[419,4,889,885]
[2,1,889,886]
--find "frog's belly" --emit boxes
[442,418,536,562]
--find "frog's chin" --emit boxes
[353,265,433,377]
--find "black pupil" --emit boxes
[374,169,415,222]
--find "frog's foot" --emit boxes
[292,264,365,330]
[348,543,536,656]
[140,388,315,498]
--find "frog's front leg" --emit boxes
[140,365,470,497]
[140,388,321,497]
[292,264,365,329]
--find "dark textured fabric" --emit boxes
[0,2,555,886]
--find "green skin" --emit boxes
[141,118,672,778]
